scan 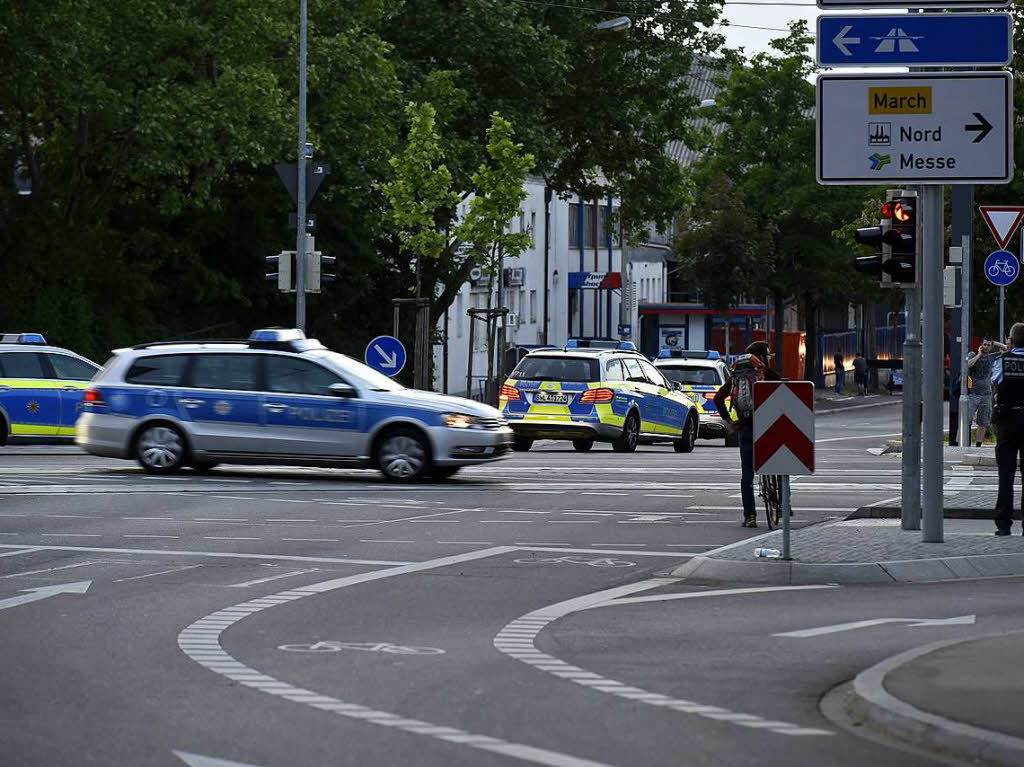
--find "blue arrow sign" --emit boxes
[984,250,1019,287]
[817,14,1011,67]
[364,335,407,377]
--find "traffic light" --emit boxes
[852,190,918,287]
[305,249,336,293]
[266,251,294,292]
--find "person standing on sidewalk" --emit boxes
[966,338,1006,448]
[833,349,845,395]
[715,341,781,528]
[853,351,868,396]
[991,323,1024,536]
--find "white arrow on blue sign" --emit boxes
[364,335,407,377]
[817,14,1011,68]
[984,250,1019,288]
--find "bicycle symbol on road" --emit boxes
[278,641,445,655]
[984,250,1019,287]
[513,555,636,568]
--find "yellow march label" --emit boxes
[868,87,932,115]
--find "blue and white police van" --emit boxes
[76,329,512,481]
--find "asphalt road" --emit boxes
[1,400,1014,766]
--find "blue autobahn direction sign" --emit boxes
[817,14,1012,68]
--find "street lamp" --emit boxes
[594,16,632,32]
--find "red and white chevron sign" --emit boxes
[753,381,814,475]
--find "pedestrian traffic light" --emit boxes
[266,251,294,292]
[305,249,336,293]
[852,190,918,287]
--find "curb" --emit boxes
[878,441,997,465]
[849,506,995,520]
[847,631,1024,766]
[670,550,1024,585]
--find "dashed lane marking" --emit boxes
[493,583,836,737]
[281,538,338,543]
[0,548,44,558]
[224,569,319,588]
[177,545,616,767]
[114,565,204,583]
[0,544,408,567]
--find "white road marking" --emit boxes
[281,538,338,543]
[266,499,311,504]
[124,517,174,520]
[124,534,180,539]
[1,561,101,579]
[174,748,264,766]
[0,580,91,612]
[342,509,468,528]
[361,539,415,544]
[0,547,43,558]
[494,582,836,737]
[195,518,249,522]
[548,521,601,524]
[203,537,263,541]
[523,547,696,558]
[775,614,976,638]
[514,542,571,547]
[816,432,901,443]
[114,565,204,582]
[267,519,317,523]
[225,569,319,588]
[581,492,629,496]
[210,496,255,501]
[178,545,618,767]
[0,544,407,566]
[436,541,493,545]
[644,494,695,498]
[40,533,101,537]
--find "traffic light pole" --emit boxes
[902,282,922,531]
[959,233,973,447]
[294,0,309,332]
[921,184,944,542]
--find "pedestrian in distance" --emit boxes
[833,349,844,395]
[992,323,1024,536]
[714,341,781,528]
[967,337,1006,448]
[853,351,868,396]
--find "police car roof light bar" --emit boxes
[657,349,721,360]
[1,332,47,345]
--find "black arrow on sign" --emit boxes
[964,112,993,144]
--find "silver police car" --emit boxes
[76,329,512,481]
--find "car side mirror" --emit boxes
[328,383,358,398]
[670,381,683,391]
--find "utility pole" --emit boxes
[294,0,309,332]
[902,277,922,531]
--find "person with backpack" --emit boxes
[714,341,781,528]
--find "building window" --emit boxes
[530,211,536,248]
[529,290,537,323]
[456,294,463,338]
[599,205,621,248]
[519,289,526,322]
[584,203,597,248]
[569,203,580,248]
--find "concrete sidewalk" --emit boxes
[670,520,1024,765]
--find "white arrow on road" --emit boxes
[775,614,976,638]
[832,25,861,57]
[174,751,265,767]
[0,580,91,612]
[373,344,398,369]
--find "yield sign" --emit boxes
[753,381,814,475]
[979,205,1024,249]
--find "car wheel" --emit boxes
[377,429,429,482]
[612,412,639,453]
[135,424,187,474]
[0,414,7,446]
[724,432,739,448]
[572,439,594,452]
[513,436,533,452]
[674,414,698,453]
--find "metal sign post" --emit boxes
[921,186,944,543]
[983,249,1019,341]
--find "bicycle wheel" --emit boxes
[758,474,782,530]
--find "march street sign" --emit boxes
[818,0,1009,8]
[817,72,1013,185]
[817,14,1011,68]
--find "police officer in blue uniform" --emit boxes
[992,323,1024,535]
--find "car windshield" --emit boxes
[513,356,599,383]
[660,366,721,386]
[314,351,405,392]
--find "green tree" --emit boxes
[456,113,534,390]
[676,22,867,378]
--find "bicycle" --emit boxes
[758,474,783,530]
[988,260,1017,278]
[513,555,636,568]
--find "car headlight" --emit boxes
[443,412,477,429]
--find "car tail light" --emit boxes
[703,392,717,400]
[499,384,521,401]
[83,389,104,404]
[579,387,615,404]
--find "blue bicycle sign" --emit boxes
[984,250,1019,287]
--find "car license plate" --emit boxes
[534,391,571,405]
